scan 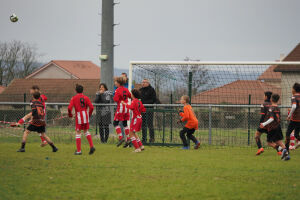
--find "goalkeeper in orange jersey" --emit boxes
[178,95,200,150]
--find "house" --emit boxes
[0,86,5,94]
[0,79,100,103]
[274,43,300,106]
[257,65,281,87]
[26,60,100,79]
[191,80,281,105]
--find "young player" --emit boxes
[255,91,281,155]
[113,77,131,147]
[30,85,48,147]
[68,84,95,155]
[122,89,146,152]
[259,94,289,160]
[283,82,300,157]
[178,95,200,150]
[16,92,58,153]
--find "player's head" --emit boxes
[141,79,150,87]
[271,94,280,103]
[292,82,300,94]
[121,73,128,83]
[114,77,125,87]
[264,91,272,101]
[32,91,40,100]
[180,95,190,104]
[131,89,141,99]
[30,85,40,94]
[75,84,84,93]
[99,83,108,92]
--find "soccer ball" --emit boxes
[10,13,18,22]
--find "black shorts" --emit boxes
[257,127,268,134]
[286,121,300,137]
[267,126,283,143]
[27,124,46,133]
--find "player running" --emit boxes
[255,91,281,156]
[178,95,200,150]
[283,82,300,158]
[68,84,95,155]
[122,89,146,152]
[259,94,289,160]
[30,85,49,147]
[113,77,131,147]
[16,92,58,153]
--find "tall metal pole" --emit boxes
[100,0,114,91]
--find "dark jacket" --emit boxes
[94,91,113,125]
[140,85,157,105]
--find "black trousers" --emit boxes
[180,127,198,147]
[142,112,154,142]
[285,121,300,150]
[99,124,109,143]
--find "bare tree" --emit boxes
[0,41,40,86]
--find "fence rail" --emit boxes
[0,102,292,147]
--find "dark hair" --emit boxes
[99,83,108,91]
[121,73,127,77]
[75,84,83,93]
[33,91,40,99]
[115,77,125,86]
[182,95,190,103]
[293,82,300,92]
[264,91,272,101]
[31,85,40,90]
[271,94,280,103]
[131,89,141,99]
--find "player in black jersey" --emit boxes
[16,92,58,153]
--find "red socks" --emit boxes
[124,127,130,141]
[39,134,46,143]
[85,132,94,148]
[131,137,140,149]
[136,138,143,147]
[115,126,123,140]
[76,134,81,152]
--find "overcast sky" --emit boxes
[1,0,300,69]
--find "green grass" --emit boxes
[0,142,300,200]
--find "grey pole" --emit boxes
[100,0,114,91]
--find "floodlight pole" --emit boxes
[100,0,114,91]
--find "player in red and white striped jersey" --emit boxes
[113,77,131,147]
[68,84,95,155]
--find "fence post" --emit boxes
[209,105,212,145]
[170,93,173,142]
[23,93,26,131]
[162,110,165,146]
[247,94,251,146]
[188,72,193,104]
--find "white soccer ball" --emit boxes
[278,146,283,151]
[10,13,18,23]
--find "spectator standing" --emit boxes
[94,83,113,143]
[139,79,156,143]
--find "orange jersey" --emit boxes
[179,105,198,130]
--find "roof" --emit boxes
[257,65,281,81]
[274,43,300,72]
[0,86,6,94]
[191,80,281,105]
[26,60,100,79]
[0,79,100,102]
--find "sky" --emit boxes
[1,0,300,69]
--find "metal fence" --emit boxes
[0,102,291,147]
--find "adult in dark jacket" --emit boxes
[139,79,156,143]
[94,83,113,143]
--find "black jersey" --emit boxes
[260,100,272,123]
[30,99,46,126]
[291,93,300,122]
[265,105,280,131]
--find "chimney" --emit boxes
[279,54,285,61]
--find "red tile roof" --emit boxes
[0,79,100,102]
[26,60,101,79]
[274,43,300,72]
[191,80,281,105]
[0,86,6,94]
[257,65,281,81]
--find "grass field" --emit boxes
[0,141,300,200]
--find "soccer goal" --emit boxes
[129,61,300,146]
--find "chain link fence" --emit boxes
[0,102,292,147]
